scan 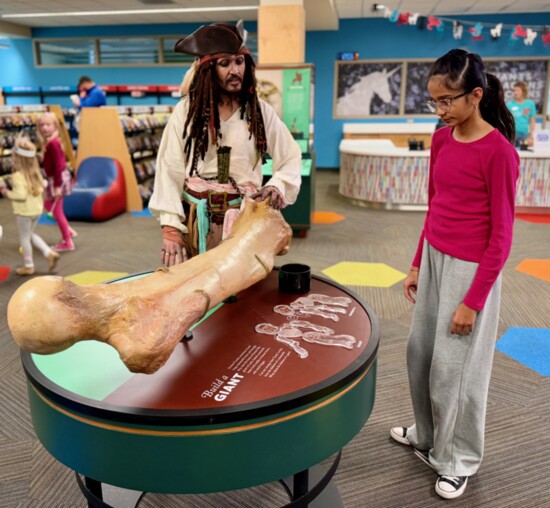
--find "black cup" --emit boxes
[279,264,311,294]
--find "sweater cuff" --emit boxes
[159,212,188,234]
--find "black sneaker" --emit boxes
[435,475,468,499]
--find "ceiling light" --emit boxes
[2,6,258,19]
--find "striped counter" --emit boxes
[21,270,379,506]
[339,140,550,212]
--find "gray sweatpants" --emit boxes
[16,215,51,267]
[405,241,501,477]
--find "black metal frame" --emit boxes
[75,450,342,508]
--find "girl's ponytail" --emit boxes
[480,72,515,144]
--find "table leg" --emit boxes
[280,450,343,508]
[85,476,103,502]
[293,469,309,502]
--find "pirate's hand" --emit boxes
[161,226,188,266]
[252,186,285,210]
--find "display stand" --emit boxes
[263,154,315,237]
[76,107,143,212]
[21,270,379,507]
[256,64,316,236]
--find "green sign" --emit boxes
[282,68,311,143]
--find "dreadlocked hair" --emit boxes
[182,53,268,176]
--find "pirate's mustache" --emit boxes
[225,74,242,84]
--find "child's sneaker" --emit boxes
[16,265,35,276]
[53,241,75,252]
[390,427,411,445]
[435,475,468,499]
[48,250,60,272]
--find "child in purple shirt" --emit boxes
[390,49,519,500]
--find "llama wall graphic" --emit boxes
[336,65,401,117]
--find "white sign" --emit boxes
[533,129,550,154]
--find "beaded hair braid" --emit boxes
[182,53,268,176]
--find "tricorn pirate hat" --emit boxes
[174,20,247,56]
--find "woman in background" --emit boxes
[506,81,537,148]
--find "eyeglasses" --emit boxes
[426,91,469,113]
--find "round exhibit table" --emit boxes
[21,270,379,507]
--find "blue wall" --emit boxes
[306,13,550,166]
[1,14,550,167]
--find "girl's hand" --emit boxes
[450,303,477,336]
[0,187,8,198]
[403,268,419,303]
[53,187,62,198]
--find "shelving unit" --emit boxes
[0,103,76,179]
[2,85,181,107]
[117,105,172,205]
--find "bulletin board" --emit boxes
[335,57,549,118]
[334,60,403,118]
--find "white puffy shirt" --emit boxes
[149,98,302,232]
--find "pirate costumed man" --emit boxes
[149,21,302,266]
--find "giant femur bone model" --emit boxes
[7,199,292,374]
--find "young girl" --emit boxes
[0,137,60,275]
[38,112,76,251]
[390,49,519,500]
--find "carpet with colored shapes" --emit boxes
[313,211,345,224]
[65,271,129,285]
[131,209,153,217]
[322,261,406,288]
[497,327,550,376]
[515,259,550,283]
[0,266,10,281]
[516,214,550,224]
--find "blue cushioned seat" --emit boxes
[63,157,127,221]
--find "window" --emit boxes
[36,39,96,66]
[99,37,160,64]
[162,37,195,64]
[34,33,258,67]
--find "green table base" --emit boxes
[27,362,376,494]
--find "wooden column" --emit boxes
[258,1,305,64]
[76,107,142,212]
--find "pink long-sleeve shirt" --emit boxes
[412,127,519,310]
[42,137,66,188]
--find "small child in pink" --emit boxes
[38,112,76,252]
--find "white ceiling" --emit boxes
[0,0,548,32]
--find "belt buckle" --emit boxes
[208,191,227,213]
